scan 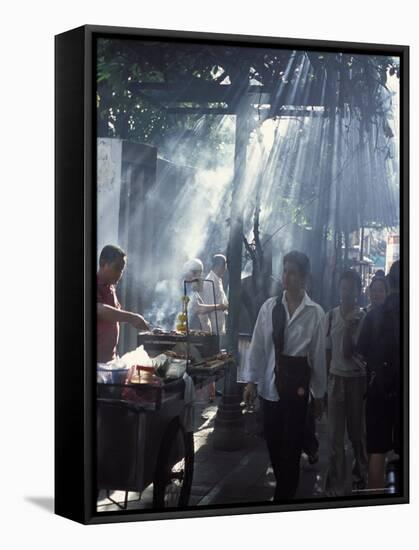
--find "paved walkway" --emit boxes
[97,394,344,512]
[190,397,328,506]
[98,382,403,513]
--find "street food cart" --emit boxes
[96,330,233,510]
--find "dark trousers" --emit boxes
[303,402,319,457]
[261,395,309,500]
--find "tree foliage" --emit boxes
[97,37,400,166]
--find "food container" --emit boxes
[97,363,130,384]
[126,365,156,385]
[111,368,130,385]
[137,365,155,384]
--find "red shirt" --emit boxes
[97,274,121,363]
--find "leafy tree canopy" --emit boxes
[97,38,399,166]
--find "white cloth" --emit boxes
[201,270,228,334]
[242,291,327,400]
[181,372,196,432]
[188,290,212,332]
[326,306,366,377]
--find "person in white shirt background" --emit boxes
[202,254,229,400]
[183,258,227,333]
[324,270,368,496]
[242,251,326,500]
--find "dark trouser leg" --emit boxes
[345,376,368,487]
[303,402,319,457]
[325,374,346,496]
[261,396,308,500]
[393,388,400,456]
[260,398,284,496]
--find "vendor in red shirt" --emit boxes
[97,244,149,363]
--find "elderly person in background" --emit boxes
[201,254,229,400]
[202,254,229,336]
[183,258,205,288]
[183,258,228,333]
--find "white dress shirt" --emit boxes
[242,291,327,401]
[202,270,228,334]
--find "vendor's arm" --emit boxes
[97,303,149,330]
[195,302,228,314]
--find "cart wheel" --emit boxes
[153,421,194,508]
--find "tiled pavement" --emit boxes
[97,394,350,512]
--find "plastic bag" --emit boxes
[165,359,187,380]
[97,357,130,384]
[120,345,152,368]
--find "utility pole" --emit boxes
[213,95,249,450]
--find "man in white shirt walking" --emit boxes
[242,251,327,500]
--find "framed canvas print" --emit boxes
[55,25,409,524]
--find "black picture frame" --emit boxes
[55,24,409,525]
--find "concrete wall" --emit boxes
[97,138,123,262]
[96,138,158,355]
